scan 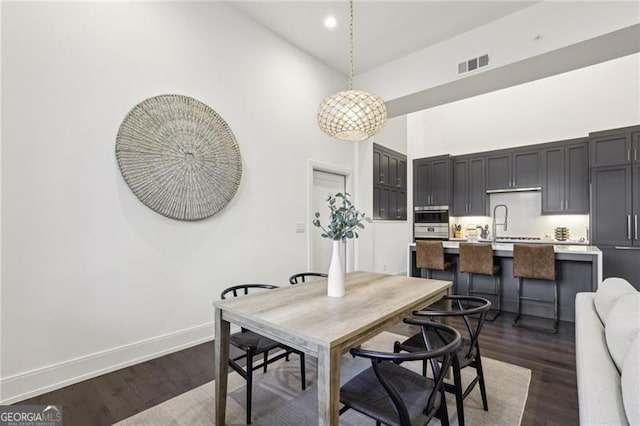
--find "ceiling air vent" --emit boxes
[458,54,490,75]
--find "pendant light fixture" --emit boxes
[317,0,387,142]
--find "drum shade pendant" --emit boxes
[317,0,387,142]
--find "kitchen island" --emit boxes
[408,242,602,322]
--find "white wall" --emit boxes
[411,53,640,158]
[0,2,350,403]
[357,116,412,275]
[357,1,640,102]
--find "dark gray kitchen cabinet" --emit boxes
[373,144,406,220]
[452,155,487,216]
[590,125,640,167]
[513,150,540,188]
[413,155,452,207]
[541,138,589,214]
[486,153,510,190]
[486,148,540,190]
[590,165,633,246]
[601,247,640,290]
[590,126,640,284]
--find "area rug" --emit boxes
[116,332,531,425]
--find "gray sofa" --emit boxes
[575,277,640,425]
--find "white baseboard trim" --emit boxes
[0,322,215,405]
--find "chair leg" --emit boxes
[513,277,522,326]
[263,351,269,373]
[475,352,489,411]
[299,352,306,390]
[437,389,450,426]
[452,356,465,426]
[451,268,458,295]
[495,274,502,313]
[552,280,559,334]
[246,349,254,425]
[486,274,501,322]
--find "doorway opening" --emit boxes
[309,163,351,273]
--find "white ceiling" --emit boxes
[229,1,538,75]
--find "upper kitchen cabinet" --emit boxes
[541,138,589,214]
[413,155,452,207]
[452,155,487,216]
[590,125,640,167]
[373,144,407,220]
[486,147,541,191]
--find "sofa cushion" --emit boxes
[621,333,640,425]
[605,293,640,371]
[575,293,628,425]
[594,277,636,323]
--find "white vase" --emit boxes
[327,240,345,297]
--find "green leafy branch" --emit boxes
[312,192,372,241]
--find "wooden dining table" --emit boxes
[213,271,453,425]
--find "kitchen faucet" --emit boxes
[492,204,508,244]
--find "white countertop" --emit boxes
[409,241,602,255]
[448,237,590,245]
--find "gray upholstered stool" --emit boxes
[416,240,457,292]
[513,244,558,333]
[459,243,501,321]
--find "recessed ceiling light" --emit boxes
[324,16,337,29]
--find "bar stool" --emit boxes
[512,244,558,333]
[416,240,457,292]
[459,243,501,321]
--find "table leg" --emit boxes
[444,286,453,325]
[214,307,230,425]
[317,346,341,425]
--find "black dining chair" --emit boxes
[340,319,461,426]
[288,272,328,284]
[394,295,492,426]
[221,284,306,424]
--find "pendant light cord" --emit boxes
[349,0,354,90]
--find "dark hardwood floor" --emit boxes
[19,312,578,425]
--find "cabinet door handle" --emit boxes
[635,149,638,162]
[628,150,631,162]
[628,215,632,240]
[636,215,638,240]
[560,200,563,210]
[396,178,401,187]
[379,173,385,185]
[615,246,640,250]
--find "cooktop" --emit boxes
[495,236,542,240]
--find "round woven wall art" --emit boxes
[115,94,242,221]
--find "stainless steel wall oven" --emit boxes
[414,206,450,240]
